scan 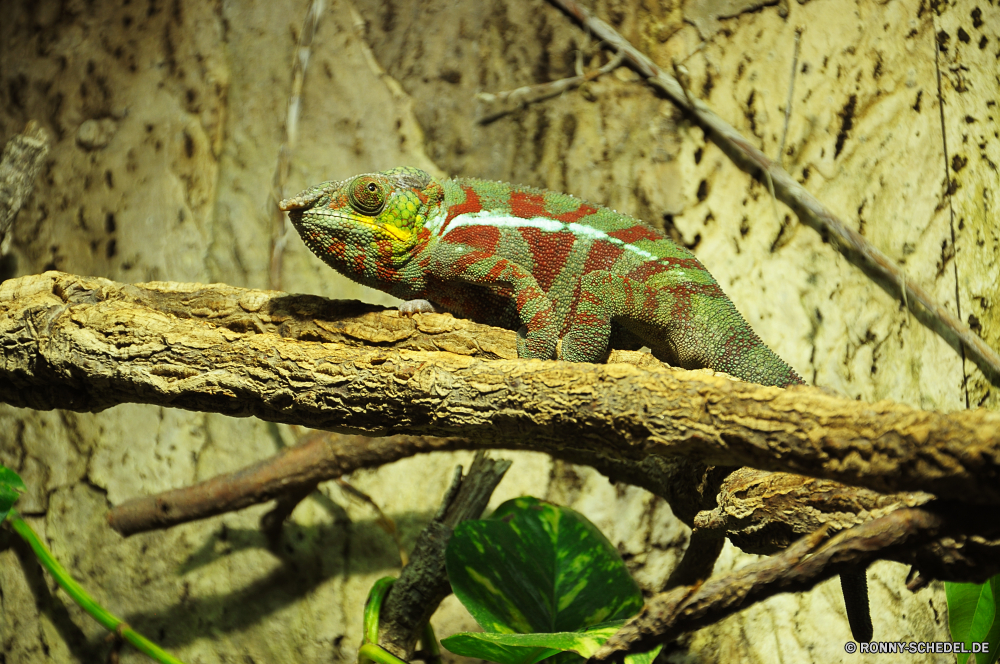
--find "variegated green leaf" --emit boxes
[0,465,25,524]
[947,576,1000,664]
[442,622,661,664]
[446,496,642,635]
[441,633,558,664]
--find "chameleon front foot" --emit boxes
[398,299,438,317]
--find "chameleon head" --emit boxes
[279,167,442,272]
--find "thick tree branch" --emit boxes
[6,271,1000,635]
[696,467,931,555]
[546,0,1000,387]
[3,272,1000,506]
[592,502,1000,662]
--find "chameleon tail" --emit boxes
[841,569,873,642]
[670,297,804,388]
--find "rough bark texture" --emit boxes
[1,0,995,662]
[378,453,512,659]
[3,272,1000,503]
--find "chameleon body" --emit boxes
[280,166,871,642]
[280,166,801,387]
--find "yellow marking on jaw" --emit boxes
[346,212,412,242]
[349,213,380,230]
[382,224,412,242]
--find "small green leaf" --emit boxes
[0,465,26,523]
[442,623,661,664]
[441,633,558,664]
[947,576,1000,664]
[446,496,642,636]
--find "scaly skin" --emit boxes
[281,166,873,642]
[280,166,801,387]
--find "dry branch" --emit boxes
[379,452,511,659]
[546,0,1000,387]
[107,432,465,536]
[476,50,625,123]
[591,502,1000,662]
[107,428,721,537]
[2,272,1000,505]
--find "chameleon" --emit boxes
[279,166,872,641]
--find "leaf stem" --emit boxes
[420,622,442,664]
[359,643,411,664]
[6,510,187,664]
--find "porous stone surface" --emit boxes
[1,0,994,662]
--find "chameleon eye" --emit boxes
[347,176,387,216]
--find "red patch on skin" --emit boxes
[607,225,662,244]
[376,239,394,261]
[518,228,576,292]
[326,238,347,257]
[442,225,500,254]
[510,191,547,219]
[582,242,625,273]
[625,261,721,290]
[641,287,660,316]
[329,193,349,209]
[528,309,552,330]
[443,186,484,231]
[626,261,670,283]
[412,228,433,254]
[516,285,542,309]
[484,261,510,282]
[377,265,399,282]
[451,251,488,275]
[562,279,583,334]
[554,203,597,224]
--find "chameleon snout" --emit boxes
[279,185,330,212]
[278,194,313,212]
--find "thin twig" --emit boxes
[546,0,1000,387]
[933,15,970,408]
[269,0,325,290]
[777,27,802,165]
[336,477,408,566]
[476,50,626,123]
[104,429,717,538]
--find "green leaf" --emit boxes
[446,496,642,636]
[0,465,26,523]
[441,632,558,664]
[442,622,661,664]
[947,576,1000,664]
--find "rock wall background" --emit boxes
[0,0,996,662]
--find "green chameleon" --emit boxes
[280,166,872,642]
